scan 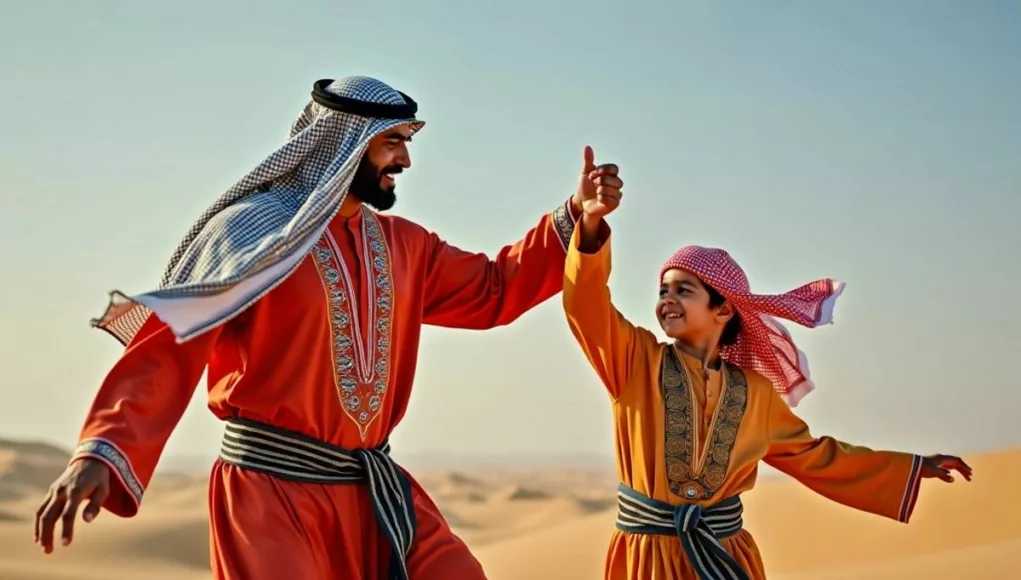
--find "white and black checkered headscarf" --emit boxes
[92,76,425,346]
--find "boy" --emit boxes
[562,195,971,580]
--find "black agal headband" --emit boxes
[311,79,418,120]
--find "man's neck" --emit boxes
[339,193,363,217]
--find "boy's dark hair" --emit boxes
[704,283,742,347]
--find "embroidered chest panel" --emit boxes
[661,347,748,501]
[310,212,394,438]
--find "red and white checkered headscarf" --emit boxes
[660,245,844,407]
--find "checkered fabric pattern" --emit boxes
[660,245,844,407]
[91,76,425,346]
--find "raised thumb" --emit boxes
[581,145,595,174]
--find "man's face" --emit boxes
[349,125,413,211]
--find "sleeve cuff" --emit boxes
[897,454,924,523]
[565,221,613,287]
[71,438,144,517]
[553,197,580,253]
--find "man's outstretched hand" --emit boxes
[573,145,623,220]
[34,458,111,553]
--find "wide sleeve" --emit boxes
[562,225,643,400]
[69,313,221,517]
[421,198,580,329]
[763,387,924,523]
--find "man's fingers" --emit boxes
[82,486,108,523]
[38,494,66,553]
[34,491,52,543]
[59,487,87,547]
[593,174,623,190]
[588,164,619,178]
[596,194,622,213]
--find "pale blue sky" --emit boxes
[1,1,1018,468]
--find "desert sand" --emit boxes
[1,439,1017,579]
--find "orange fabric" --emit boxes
[72,200,577,579]
[563,228,924,580]
[675,349,723,446]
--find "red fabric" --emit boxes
[659,245,843,406]
[208,460,486,579]
[71,200,575,577]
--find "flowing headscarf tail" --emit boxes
[728,279,846,329]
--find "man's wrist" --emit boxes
[569,194,584,220]
[577,214,604,253]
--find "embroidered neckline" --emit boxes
[312,212,394,438]
[662,346,748,501]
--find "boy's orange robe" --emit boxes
[71,199,579,579]
[562,228,925,580]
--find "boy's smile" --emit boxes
[657,269,710,339]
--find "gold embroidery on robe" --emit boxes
[662,347,748,500]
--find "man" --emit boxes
[33,76,624,579]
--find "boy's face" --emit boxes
[656,269,730,341]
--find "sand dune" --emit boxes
[473,449,1021,579]
[418,470,491,504]
[490,484,553,502]
[1,438,1017,579]
[773,539,1021,580]
[472,508,616,578]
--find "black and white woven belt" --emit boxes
[218,417,415,580]
[615,483,748,580]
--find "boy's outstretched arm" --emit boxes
[763,386,971,523]
[563,215,653,400]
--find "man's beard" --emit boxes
[349,156,401,211]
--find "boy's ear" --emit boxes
[715,300,735,324]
